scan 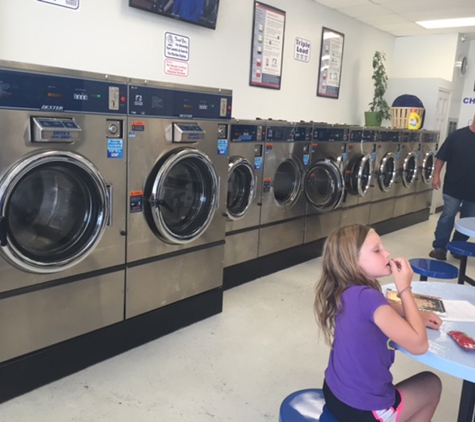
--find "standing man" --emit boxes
[429,114,475,261]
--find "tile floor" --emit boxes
[0,214,473,422]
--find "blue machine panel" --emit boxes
[128,84,232,120]
[349,130,377,142]
[230,124,265,142]
[266,125,296,142]
[293,125,313,141]
[0,68,127,114]
[313,127,348,142]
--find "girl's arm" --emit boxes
[374,258,429,355]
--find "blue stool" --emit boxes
[409,258,458,281]
[279,388,338,422]
[447,241,475,286]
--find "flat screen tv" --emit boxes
[129,0,220,30]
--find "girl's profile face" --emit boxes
[357,230,391,281]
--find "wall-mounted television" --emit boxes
[129,0,220,30]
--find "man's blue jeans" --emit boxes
[433,194,475,251]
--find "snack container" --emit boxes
[448,331,475,350]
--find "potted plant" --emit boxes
[365,51,391,127]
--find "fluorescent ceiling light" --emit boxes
[417,17,475,29]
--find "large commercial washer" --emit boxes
[394,130,420,217]
[126,80,232,318]
[414,130,438,212]
[341,126,376,226]
[304,124,346,243]
[224,119,265,267]
[259,120,310,256]
[0,61,127,365]
[369,128,401,224]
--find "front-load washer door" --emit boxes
[227,157,256,220]
[273,158,302,207]
[420,151,435,185]
[146,148,219,245]
[376,152,397,192]
[401,151,418,187]
[0,151,109,273]
[346,153,373,197]
[305,159,344,213]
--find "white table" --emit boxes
[455,217,475,238]
[383,282,475,422]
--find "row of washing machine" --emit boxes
[0,61,232,369]
[224,120,439,269]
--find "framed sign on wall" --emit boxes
[317,27,345,99]
[249,2,286,90]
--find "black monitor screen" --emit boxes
[129,0,220,30]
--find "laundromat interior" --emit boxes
[1,1,475,421]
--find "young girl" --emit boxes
[315,224,442,422]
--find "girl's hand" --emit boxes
[421,311,443,330]
[389,257,414,292]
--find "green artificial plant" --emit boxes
[367,51,391,124]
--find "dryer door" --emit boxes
[305,159,344,213]
[147,148,219,245]
[0,151,109,273]
[273,158,302,206]
[346,153,373,197]
[227,157,256,220]
[376,152,397,192]
[401,151,418,187]
[420,151,435,185]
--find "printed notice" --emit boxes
[164,32,190,61]
[38,0,79,9]
[317,28,345,99]
[294,37,310,63]
[164,59,189,78]
[249,2,286,89]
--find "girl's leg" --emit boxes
[396,371,442,422]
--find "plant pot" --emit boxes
[364,111,381,127]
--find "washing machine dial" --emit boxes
[107,121,121,138]
[217,124,227,138]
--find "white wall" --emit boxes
[0,0,394,125]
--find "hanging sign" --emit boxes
[164,32,190,78]
[294,37,310,63]
[317,27,345,99]
[38,0,79,9]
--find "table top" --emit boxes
[383,281,475,383]
[455,217,475,238]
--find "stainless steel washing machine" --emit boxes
[414,130,438,212]
[304,124,346,243]
[258,121,310,256]
[126,79,232,318]
[369,128,401,224]
[394,130,420,217]
[341,126,376,226]
[224,119,265,267]
[0,61,127,364]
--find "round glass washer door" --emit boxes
[346,153,373,197]
[305,159,344,213]
[227,157,256,220]
[273,158,301,206]
[147,148,219,245]
[0,151,109,273]
[421,151,435,184]
[377,152,397,192]
[401,151,418,187]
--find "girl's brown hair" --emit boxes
[314,224,382,346]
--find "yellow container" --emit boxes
[391,107,424,129]
[407,110,422,130]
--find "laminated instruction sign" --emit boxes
[249,2,286,90]
[164,32,190,78]
[38,0,79,9]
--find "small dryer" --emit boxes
[224,119,265,267]
[369,128,401,225]
[259,120,311,256]
[304,124,346,243]
[394,130,420,217]
[341,126,376,226]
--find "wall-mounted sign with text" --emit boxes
[164,32,190,78]
[38,0,79,9]
[294,37,310,63]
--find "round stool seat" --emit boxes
[448,241,475,257]
[279,388,338,422]
[409,258,458,280]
